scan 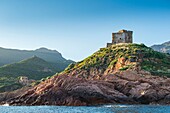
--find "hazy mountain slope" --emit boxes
[0,56,61,92]
[151,41,170,53]
[0,56,58,79]
[0,47,74,71]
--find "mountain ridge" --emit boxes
[0,47,74,93]
[151,41,170,53]
[0,47,74,67]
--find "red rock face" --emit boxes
[5,75,133,106]
[2,69,170,106]
[114,57,126,72]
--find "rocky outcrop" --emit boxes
[18,76,35,85]
[0,87,31,102]
[104,70,170,104]
[4,74,134,106]
[1,69,170,106]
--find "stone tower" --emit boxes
[107,29,133,47]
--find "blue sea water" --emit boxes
[0,105,170,113]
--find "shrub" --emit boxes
[119,65,130,71]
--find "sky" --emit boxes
[0,0,170,61]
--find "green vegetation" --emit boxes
[64,43,170,77]
[0,47,74,93]
[119,65,131,71]
[141,53,170,77]
[64,43,144,72]
[0,56,58,80]
[0,47,74,71]
[0,56,67,92]
[0,76,22,92]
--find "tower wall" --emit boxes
[112,30,133,44]
[107,29,133,47]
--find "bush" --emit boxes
[119,65,130,71]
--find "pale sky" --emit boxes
[0,0,170,61]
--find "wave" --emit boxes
[1,103,9,106]
[103,105,132,108]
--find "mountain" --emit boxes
[151,41,170,53]
[0,47,74,93]
[0,47,74,71]
[0,56,62,92]
[2,43,170,106]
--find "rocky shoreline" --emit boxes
[1,70,170,106]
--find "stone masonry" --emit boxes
[107,29,133,47]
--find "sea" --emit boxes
[0,105,170,113]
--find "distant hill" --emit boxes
[0,47,74,71]
[0,47,74,93]
[0,56,59,80]
[151,41,170,53]
[0,56,64,92]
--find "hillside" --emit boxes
[64,43,170,78]
[151,41,170,54]
[0,56,59,79]
[2,43,170,106]
[0,47,74,71]
[0,56,61,92]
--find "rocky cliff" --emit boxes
[1,43,170,106]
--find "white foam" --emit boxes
[1,103,9,106]
[103,105,130,108]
